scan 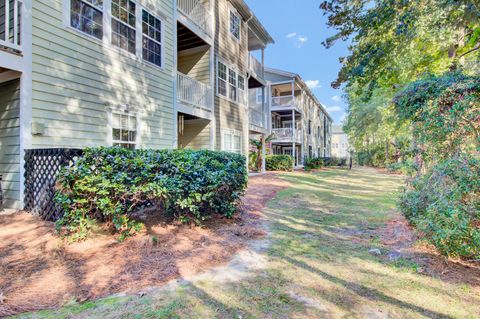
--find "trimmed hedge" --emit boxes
[305,157,323,170]
[55,147,248,240]
[266,155,294,171]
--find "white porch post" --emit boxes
[292,109,296,169]
[261,135,266,173]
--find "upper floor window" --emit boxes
[67,0,163,68]
[111,0,136,54]
[229,10,241,41]
[111,112,138,149]
[217,59,245,104]
[142,10,163,67]
[71,0,103,39]
[256,88,263,104]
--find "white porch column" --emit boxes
[292,109,296,168]
[261,135,266,173]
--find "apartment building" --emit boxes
[0,0,273,210]
[265,68,332,167]
[331,124,351,159]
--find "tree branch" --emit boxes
[458,45,480,59]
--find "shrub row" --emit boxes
[266,155,294,171]
[55,147,248,240]
[400,155,480,259]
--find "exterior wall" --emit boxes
[0,78,21,209]
[213,0,249,155]
[178,47,211,85]
[178,119,211,149]
[30,0,176,149]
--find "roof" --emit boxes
[265,67,333,122]
[332,124,346,134]
[229,0,274,49]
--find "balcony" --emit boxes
[177,0,212,39]
[177,72,213,115]
[271,95,302,113]
[249,109,267,133]
[248,54,264,83]
[272,128,302,144]
[0,0,21,52]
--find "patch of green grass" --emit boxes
[15,168,480,319]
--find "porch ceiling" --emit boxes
[177,22,208,51]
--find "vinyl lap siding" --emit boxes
[31,0,175,149]
[178,48,211,85]
[213,0,248,154]
[178,120,211,149]
[0,79,21,209]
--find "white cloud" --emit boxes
[332,95,341,102]
[286,33,309,48]
[326,106,342,113]
[305,80,322,90]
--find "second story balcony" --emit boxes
[177,72,213,116]
[271,95,303,114]
[177,0,212,39]
[249,108,267,133]
[248,54,264,84]
[0,0,22,52]
[272,128,302,144]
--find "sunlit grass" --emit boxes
[15,168,480,319]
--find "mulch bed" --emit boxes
[0,173,289,317]
[379,216,480,288]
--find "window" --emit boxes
[71,0,103,39]
[217,60,245,104]
[223,130,242,154]
[111,0,136,54]
[142,10,162,67]
[111,112,137,149]
[256,88,263,104]
[308,120,312,135]
[228,69,237,101]
[238,74,246,105]
[229,10,241,40]
[217,61,228,97]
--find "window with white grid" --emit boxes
[142,9,163,67]
[71,0,103,39]
[111,0,136,54]
[111,112,138,149]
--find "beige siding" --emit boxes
[0,79,21,209]
[178,48,211,85]
[213,0,249,154]
[31,0,175,149]
[178,119,211,149]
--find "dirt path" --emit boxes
[0,173,288,318]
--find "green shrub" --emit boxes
[400,155,480,259]
[305,157,323,170]
[387,160,418,176]
[55,147,248,240]
[266,155,294,171]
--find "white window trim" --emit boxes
[228,6,241,42]
[221,129,243,154]
[62,0,165,70]
[216,57,246,105]
[107,107,141,148]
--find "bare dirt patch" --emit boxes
[378,216,480,289]
[0,173,289,317]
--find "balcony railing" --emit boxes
[272,128,302,143]
[271,96,296,109]
[249,109,266,130]
[248,54,264,81]
[177,0,212,38]
[177,72,213,112]
[0,0,21,51]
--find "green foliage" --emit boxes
[55,147,248,240]
[393,72,480,161]
[387,160,419,176]
[249,134,275,172]
[400,155,480,258]
[266,155,294,171]
[304,157,324,170]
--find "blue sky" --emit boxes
[245,0,349,124]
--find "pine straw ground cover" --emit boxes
[0,174,289,317]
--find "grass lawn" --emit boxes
[14,168,480,319]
